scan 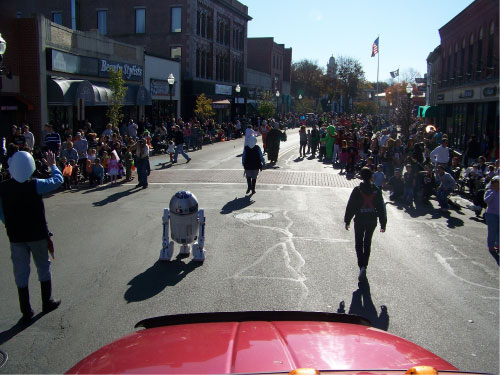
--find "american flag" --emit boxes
[371,37,379,57]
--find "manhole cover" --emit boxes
[234,212,272,221]
[0,350,7,369]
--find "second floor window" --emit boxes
[171,7,181,32]
[97,10,107,35]
[136,8,145,34]
[52,12,62,25]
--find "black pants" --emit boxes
[354,220,377,269]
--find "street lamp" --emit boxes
[0,33,6,63]
[275,90,280,117]
[168,73,175,120]
[235,84,241,117]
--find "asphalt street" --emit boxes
[0,128,498,373]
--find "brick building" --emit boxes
[247,37,292,114]
[432,0,498,155]
[0,15,40,140]
[0,14,150,140]
[11,0,252,121]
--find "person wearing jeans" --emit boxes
[484,176,499,252]
[435,165,456,211]
[134,138,150,189]
[173,126,191,163]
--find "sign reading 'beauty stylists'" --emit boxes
[99,59,143,81]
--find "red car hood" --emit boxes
[67,312,457,374]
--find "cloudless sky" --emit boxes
[246,0,475,83]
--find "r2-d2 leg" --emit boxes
[160,208,175,261]
[192,209,206,262]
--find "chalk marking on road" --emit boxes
[471,260,499,279]
[434,252,499,291]
[292,236,351,243]
[228,210,310,305]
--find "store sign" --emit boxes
[483,87,497,97]
[99,59,143,81]
[215,84,232,95]
[150,79,172,96]
[437,94,444,100]
[47,49,98,76]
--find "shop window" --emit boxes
[135,8,146,34]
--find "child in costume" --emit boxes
[107,151,120,184]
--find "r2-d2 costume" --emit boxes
[160,191,206,262]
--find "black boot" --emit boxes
[246,177,252,194]
[17,287,34,324]
[41,280,61,314]
[251,178,256,194]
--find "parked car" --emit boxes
[66,311,488,374]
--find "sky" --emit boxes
[245,0,475,83]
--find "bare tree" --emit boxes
[400,68,421,84]
[336,56,365,113]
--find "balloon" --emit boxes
[8,151,35,183]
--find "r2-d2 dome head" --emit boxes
[169,191,199,244]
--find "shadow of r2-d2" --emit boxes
[160,191,206,262]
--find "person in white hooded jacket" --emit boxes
[242,136,265,194]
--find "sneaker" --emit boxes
[358,267,367,281]
[186,159,191,163]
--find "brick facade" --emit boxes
[0,15,42,140]
[433,0,499,154]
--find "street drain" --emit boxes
[234,212,272,221]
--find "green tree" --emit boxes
[257,99,276,119]
[194,93,215,121]
[353,101,377,115]
[337,56,365,113]
[106,68,127,127]
[291,59,324,99]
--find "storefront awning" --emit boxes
[47,78,152,106]
[418,105,438,118]
[212,99,231,109]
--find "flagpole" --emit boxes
[376,35,380,114]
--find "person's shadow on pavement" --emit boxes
[220,196,254,214]
[124,257,202,303]
[0,313,44,345]
[337,279,389,331]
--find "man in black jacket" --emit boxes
[344,167,387,281]
[0,151,63,323]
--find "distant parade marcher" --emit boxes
[242,135,266,195]
[344,167,387,281]
[266,123,286,164]
[0,151,63,324]
[133,138,151,189]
